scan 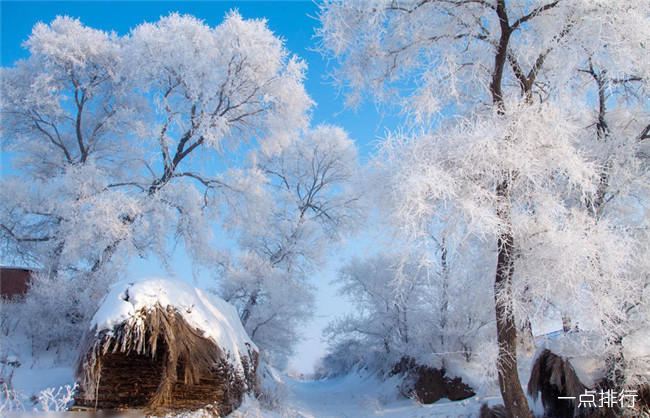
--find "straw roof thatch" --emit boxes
[528,331,650,417]
[527,348,589,418]
[73,278,258,415]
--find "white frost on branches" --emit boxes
[0,12,314,355]
[318,0,650,399]
[220,125,362,367]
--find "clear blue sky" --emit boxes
[0,1,395,374]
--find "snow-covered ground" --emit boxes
[240,371,502,418]
[0,333,77,413]
[3,352,552,417]
[1,321,554,417]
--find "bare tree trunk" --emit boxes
[494,181,532,418]
[438,236,450,352]
[518,286,535,354]
[240,289,258,326]
[488,0,533,413]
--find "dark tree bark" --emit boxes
[486,1,548,416]
[494,181,532,418]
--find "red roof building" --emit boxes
[0,267,32,300]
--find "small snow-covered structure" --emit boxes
[73,278,258,415]
[527,332,606,418]
[529,330,650,417]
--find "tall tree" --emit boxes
[0,13,312,349]
[1,12,311,277]
[220,125,362,366]
[318,1,648,415]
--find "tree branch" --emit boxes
[1,224,52,242]
[511,1,561,31]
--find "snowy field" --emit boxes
[2,372,527,418]
[0,277,550,417]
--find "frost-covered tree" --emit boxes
[569,56,650,389]
[0,18,142,348]
[1,12,310,274]
[318,1,649,415]
[327,254,426,362]
[327,241,495,377]
[219,252,315,368]
[0,13,312,351]
[0,16,135,276]
[418,234,497,370]
[220,125,362,367]
[313,339,365,379]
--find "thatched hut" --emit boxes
[527,333,606,418]
[527,348,589,417]
[528,330,650,417]
[73,278,258,416]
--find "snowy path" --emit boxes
[287,378,377,417]
[273,373,501,418]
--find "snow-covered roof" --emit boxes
[91,277,256,368]
[535,331,607,388]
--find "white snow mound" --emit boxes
[535,331,606,388]
[91,277,256,369]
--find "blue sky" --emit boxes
[0,1,395,373]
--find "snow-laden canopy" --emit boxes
[90,277,256,371]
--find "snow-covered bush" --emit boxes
[20,271,115,356]
[0,384,26,412]
[313,339,366,379]
[37,384,77,412]
[0,384,77,413]
[324,249,495,383]
[255,361,290,411]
